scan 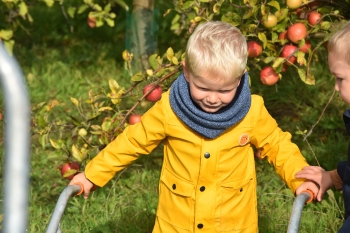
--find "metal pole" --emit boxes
[46,184,83,233]
[0,44,31,232]
[287,191,313,233]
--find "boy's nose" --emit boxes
[206,93,218,104]
[334,83,339,91]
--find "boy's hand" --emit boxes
[295,180,319,202]
[69,172,95,199]
[295,166,333,201]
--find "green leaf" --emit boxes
[67,7,76,18]
[50,139,61,149]
[272,57,285,69]
[131,71,143,82]
[98,107,114,112]
[0,30,13,40]
[72,144,83,161]
[102,120,112,131]
[40,135,47,148]
[43,0,54,7]
[63,169,78,178]
[213,3,221,13]
[87,113,101,121]
[69,115,81,126]
[243,9,253,19]
[172,56,179,65]
[104,3,111,12]
[108,79,121,92]
[77,4,89,14]
[258,32,267,49]
[3,40,14,56]
[297,68,315,85]
[70,97,79,107]
[267,1,280,11]
[181,1,194,10]
[149,54,159,70]
[166,47,174,61]
[18,1,28,17]
[263,56,276,64]
[105,18,115,27]
[91,125,102,131]
[96,18,104,27]
[93,4,102,11]
[321,21,331,30]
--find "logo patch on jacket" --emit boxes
[239,133,249,146]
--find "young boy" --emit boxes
[295,21,350,233]
[70,21,318,233]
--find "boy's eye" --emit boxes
[336,77,342,81]
[219,90,230,93]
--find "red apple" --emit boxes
[143,84,162,102]
[299,40,311,53]
[128,114,142,125]
[60,162,80,180]
[308,11,322,26]
[287,23,307,44]
[278,31,288,45]
[281,45,298,65]
[260,66,279,86]
[247,41,262,58]
[87,16,96,28]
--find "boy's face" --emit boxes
[183,62,241,113]
[328,52,350,104]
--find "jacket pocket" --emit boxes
[157,168,195,230]
[219,173,257,231]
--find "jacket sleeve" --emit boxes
[84,93,168,187]
[250,95,309,193]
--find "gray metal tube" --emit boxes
[0,44,31,232]
[287,191,312,233]
[46,184,83,233]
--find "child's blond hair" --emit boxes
[185,21,247,80]
[328,21,350,63]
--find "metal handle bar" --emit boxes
[287,190,314,233]
[0,44,31,233]
[46,183,84,233]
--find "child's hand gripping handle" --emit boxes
[286,190,315,233]
[45,183,84,233]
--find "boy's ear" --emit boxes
[182,61,190,82]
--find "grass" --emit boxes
[0,5,349,232]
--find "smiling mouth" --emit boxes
[203,104,220,108]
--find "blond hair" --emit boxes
[328,21,350,63]
[185,21,247,80]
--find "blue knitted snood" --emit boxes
[169,72,252,139]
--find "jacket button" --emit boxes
[197,223,203,229]
[200,186,205,192]
[204,152,210,159]
[172,184,176,190]
[240,188,243,192]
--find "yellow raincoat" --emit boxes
[85,91,309,233]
